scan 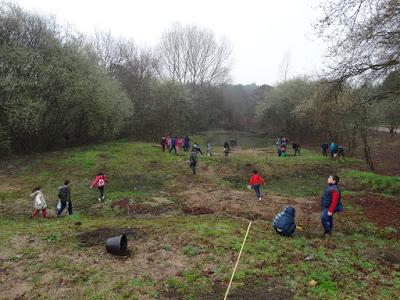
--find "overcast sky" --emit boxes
[14,0,327,86]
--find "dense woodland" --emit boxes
[0,1,399,170]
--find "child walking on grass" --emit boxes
[30,186,47,218]
[57,180,73,217]
[90,173,109,202]
[248,170,265,201]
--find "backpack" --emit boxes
[98,178,105,187]
[58,186,69,202]
[190,152,197,164]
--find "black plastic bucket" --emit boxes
[106,234,128,255]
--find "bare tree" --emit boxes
[316,0,400,87]
[279,50,291,81]
[157,23,232,86]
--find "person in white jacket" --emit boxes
[30,186,47,218]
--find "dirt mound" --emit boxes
[111,199,175,215]
[182,206,214,215]
[350,195,400,231]
[77,227,144,247]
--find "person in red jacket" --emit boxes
[90,172,109,202]
[248,170,265,201]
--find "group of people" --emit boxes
[30,173,109,218]
[160,136,191,153]
[275,137,301,157]
[247,170,343,237]
[31,135,344,239]
[321,142,345,158]
[188,140,232,174]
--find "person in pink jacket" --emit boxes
[90,172,109,202]
[176,137,183,152]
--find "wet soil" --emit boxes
[349,195,400,231]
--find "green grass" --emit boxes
[0,131,399,299]
[342,169,400,196]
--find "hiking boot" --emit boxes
[98,197,102,203]
[258,197,262,201]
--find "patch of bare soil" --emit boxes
[77,227,144,247]
[366,248,400,265]
[171,148,321,229]
[177,183,318,224]
[182,205,214,215]
[349,195,400,238]
[163,275,294,300]
[111,199,176,215]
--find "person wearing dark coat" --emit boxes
[321,143,328,156]
[57,180,73,217]
[321,175,343,236]
[223,141,230,157]
[272,206,296,237]
[292,143,301,156]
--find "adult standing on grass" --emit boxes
[321,175,343,236]
[57,180,73,217]
[30,186,47,218]
[90,172,109,202]
[248,170,265,201]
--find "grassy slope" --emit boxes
[0,131,399,299]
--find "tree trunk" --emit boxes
[361,134,374,171]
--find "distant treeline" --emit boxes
[1,0,399,171]
[0,3,261,154]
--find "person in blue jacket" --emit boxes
[272,206,296,237]
[330,142,336,159]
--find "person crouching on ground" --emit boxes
[248,170,265,201]
[30,186,47,218]
[321,174,343,236]
[90,172,109,202]
[57,180,72,217]
[272,206,296,237]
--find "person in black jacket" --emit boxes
[57,180,73,217]
[189,148,198,174]
[223,141,230,157]
[272,206,296,236]
[292,143,301,156]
